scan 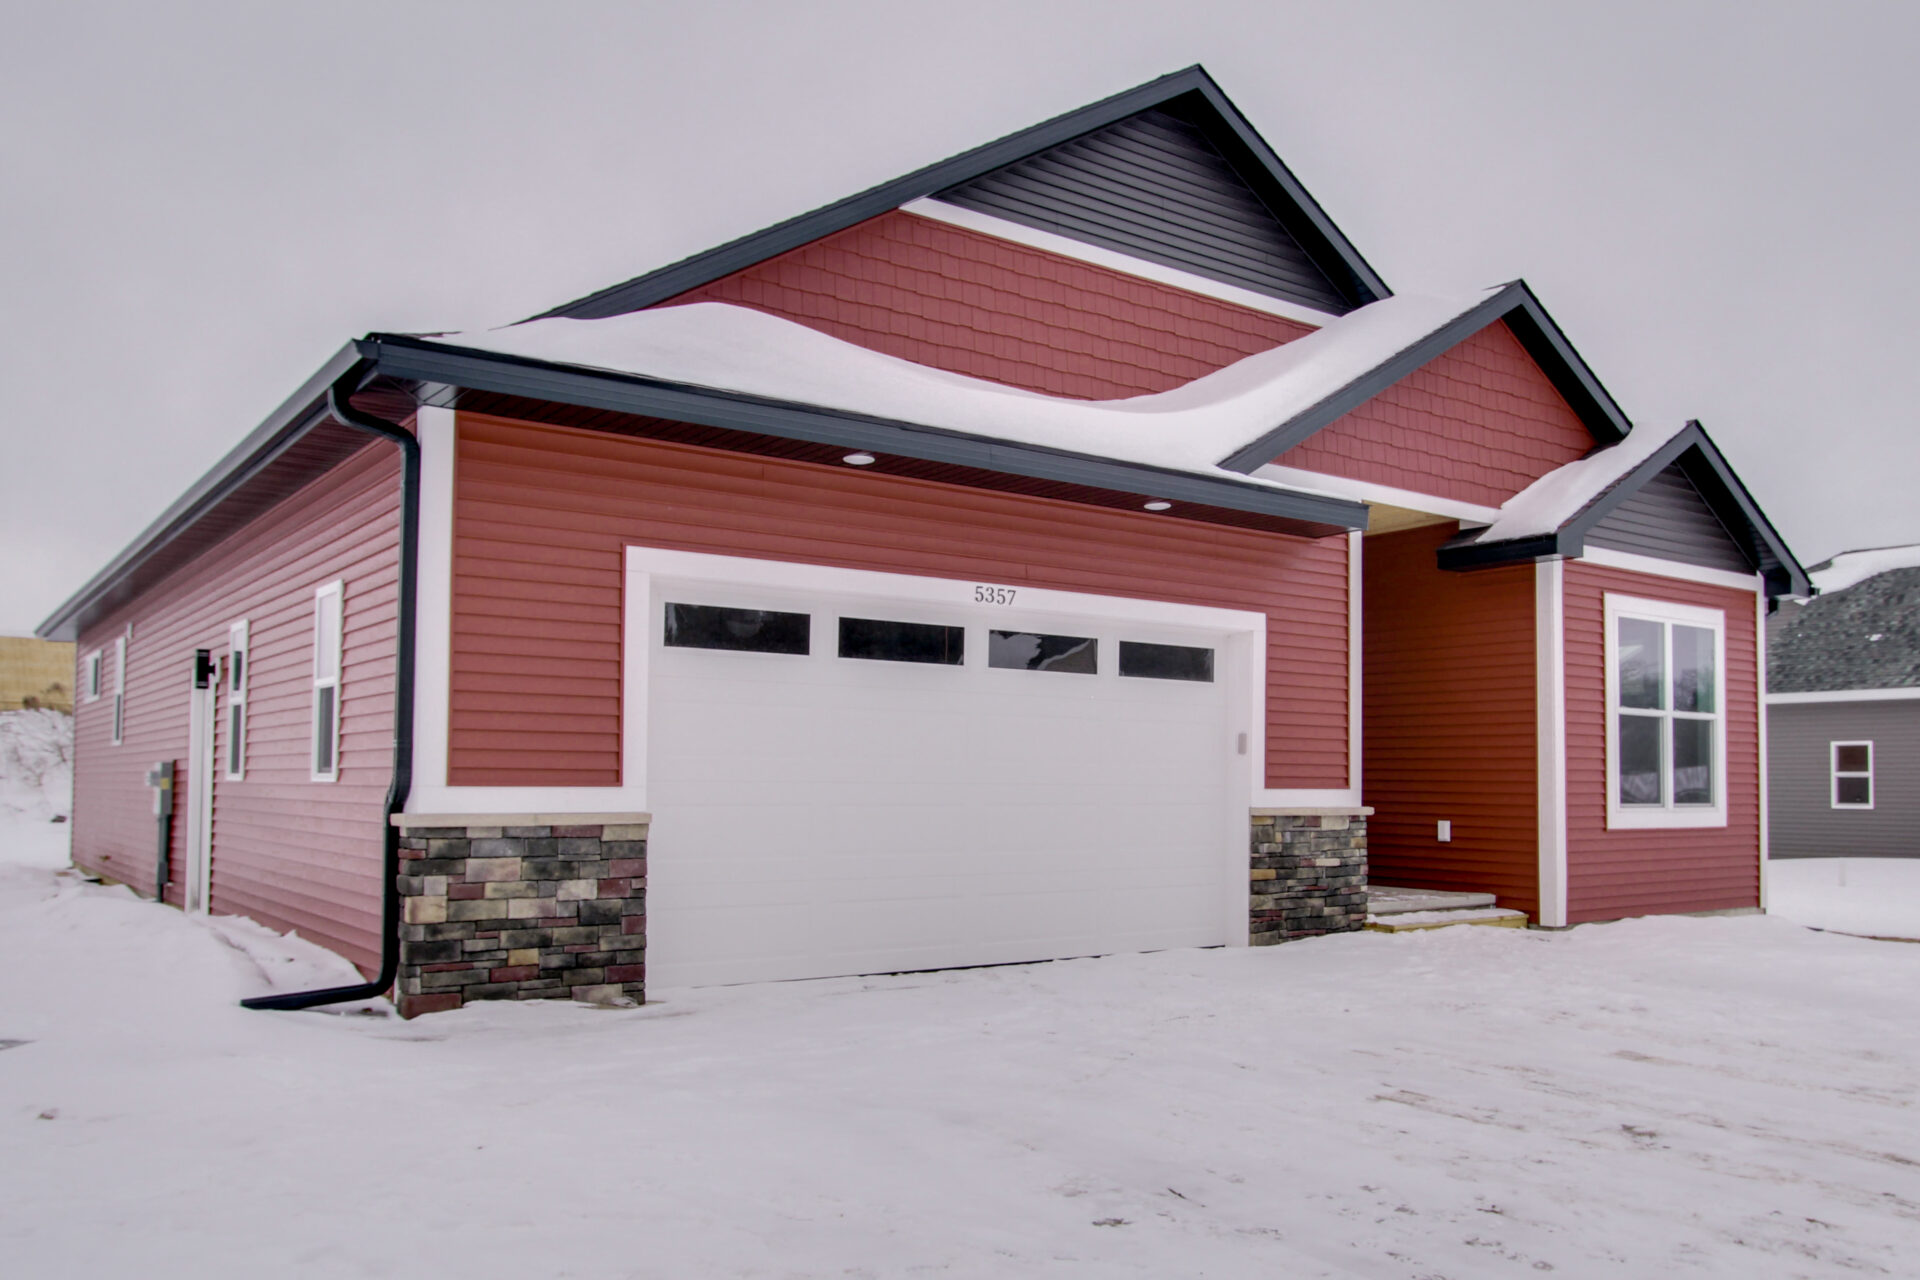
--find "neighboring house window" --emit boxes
[1604,593,1727,829]
[84,650,102,702]
[311,582,343,781]
[226,620,249,781]
[111,635,127,745]
[1831,742,1874,809]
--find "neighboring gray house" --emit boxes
[1767,547,1920,858]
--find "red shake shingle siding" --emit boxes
[1274,321,1595,507]
[449,412,1351,789]
[69,444,401,972]
[1563,561,1760,922]
[1363,526,1540,916]
[663,210,1313,400]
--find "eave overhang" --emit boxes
[1435,420,1810,598]
[1215,280,1632,473]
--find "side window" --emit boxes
[226,620,249,781]
[838,617,964,666]
[111,636,127,745]
[312,583,343,781]
[663,603,809,654]
[1118,641,1214,683]
[1831,742,1873,809]
[1604,594,1726,828]
[84,650,102,702]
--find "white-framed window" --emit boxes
[1604,593,1727,829]
[111,635,127,745]
[226,619,249,781]
[311,582,344,781]
[1831,741,1874,810]
[83,649,102,702]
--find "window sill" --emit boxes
[1607,806,1728,831]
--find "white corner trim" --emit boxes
[1256,788,1365,808]
[1767,687,1920,705]
[405,406,459,812]
[899,198,1342,329]
[1535,557,1568,927]
[1347,530,1363,796]
[1579,546,1760,593]
[1254,462,1503,526]
[1755,579,1770,909]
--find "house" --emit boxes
[1767,546,1920,858]
[37,67,1808,1016]
[0,635,76,713]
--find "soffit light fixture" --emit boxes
[842,452,876,466]
[1142,500,1172,512]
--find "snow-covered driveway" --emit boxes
[4,828,1918,1279]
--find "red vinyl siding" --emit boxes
[69,444,401,972]
[449,412,1351,789]
[1363,526,1540,916]
[1274,320,1595,508]
[664,209,1313,401]
[1563,561,1760,922]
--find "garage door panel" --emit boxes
[644,578,1237,988]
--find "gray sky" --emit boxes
[4,0,1916,634]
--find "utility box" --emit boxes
[147,760,174,816]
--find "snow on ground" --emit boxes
[5,823,1919,1278]
[1768,857,1920,941]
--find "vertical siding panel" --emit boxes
[1563,561,1761,921]
[449,413,1352,790]
[1363,526,1539,915]
[69,445,401,972]
[1274,321,1595,507]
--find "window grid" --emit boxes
[1830,741,1874,810]
[1604,593,1727,830]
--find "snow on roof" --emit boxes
[431,290,1502,489]
[1810,544,1920,596]
[1456,419,1687,545]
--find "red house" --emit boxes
[40,68,1807,1016]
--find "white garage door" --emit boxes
[642,571,1239,988]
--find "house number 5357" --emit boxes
[973,585,1017,605]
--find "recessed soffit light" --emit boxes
[842,452,876,466]
[1142,500,1172,512]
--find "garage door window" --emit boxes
[989,630,1097,673]
[1118,641,1214,683]
[838,617,964,665]
[665,604,810,654]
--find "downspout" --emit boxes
[242,361,418,1011]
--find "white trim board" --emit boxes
[1754,578,1770,910]
[1255,463,1502,527]
[406,407,460,814]
[900,198,1342,329]
[1768,687,1920,705]
[1346,530,1363,798]
[1579,546,1759,594]
[1602,592,1729,831]
[1535,557,1569,927]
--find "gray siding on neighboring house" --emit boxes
[1768,699,1920,858]
[1587,463,1756,573]
[937,108,1353,314]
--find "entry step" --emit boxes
[1366,885,1499,915]
[1365,907,1529,933]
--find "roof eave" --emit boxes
[1216,281,1632,474]
[35,343,367,642]
[368,334,1369,535]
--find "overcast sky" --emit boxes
[4,0,1916,635]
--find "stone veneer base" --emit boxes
[1250,811,1368,944]
[393,817,647,1019]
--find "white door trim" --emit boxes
[184,667,216,914]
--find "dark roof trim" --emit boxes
[1216,280,1632,473]
[533,65,1389,322]
[36,344,365,641]
[366,334,1369,534]
[1436,421,1811,598]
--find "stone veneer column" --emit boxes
[1249,808,1369,944]
[392,814,648,1018]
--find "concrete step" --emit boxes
[1366,885,1499,916]
[1366,906,1530,933]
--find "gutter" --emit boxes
[241,364,418,1012]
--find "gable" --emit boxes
[663,208,1313,400]
[936,107,1354,316]
[1270,319,1597,507]
[1586,461,1756,573]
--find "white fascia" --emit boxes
[1578,546,1760,594]
[900,198,1342,330]
[1253,463,1503,527]
[1535,557,1569,927]
[1768,687,1920,705]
